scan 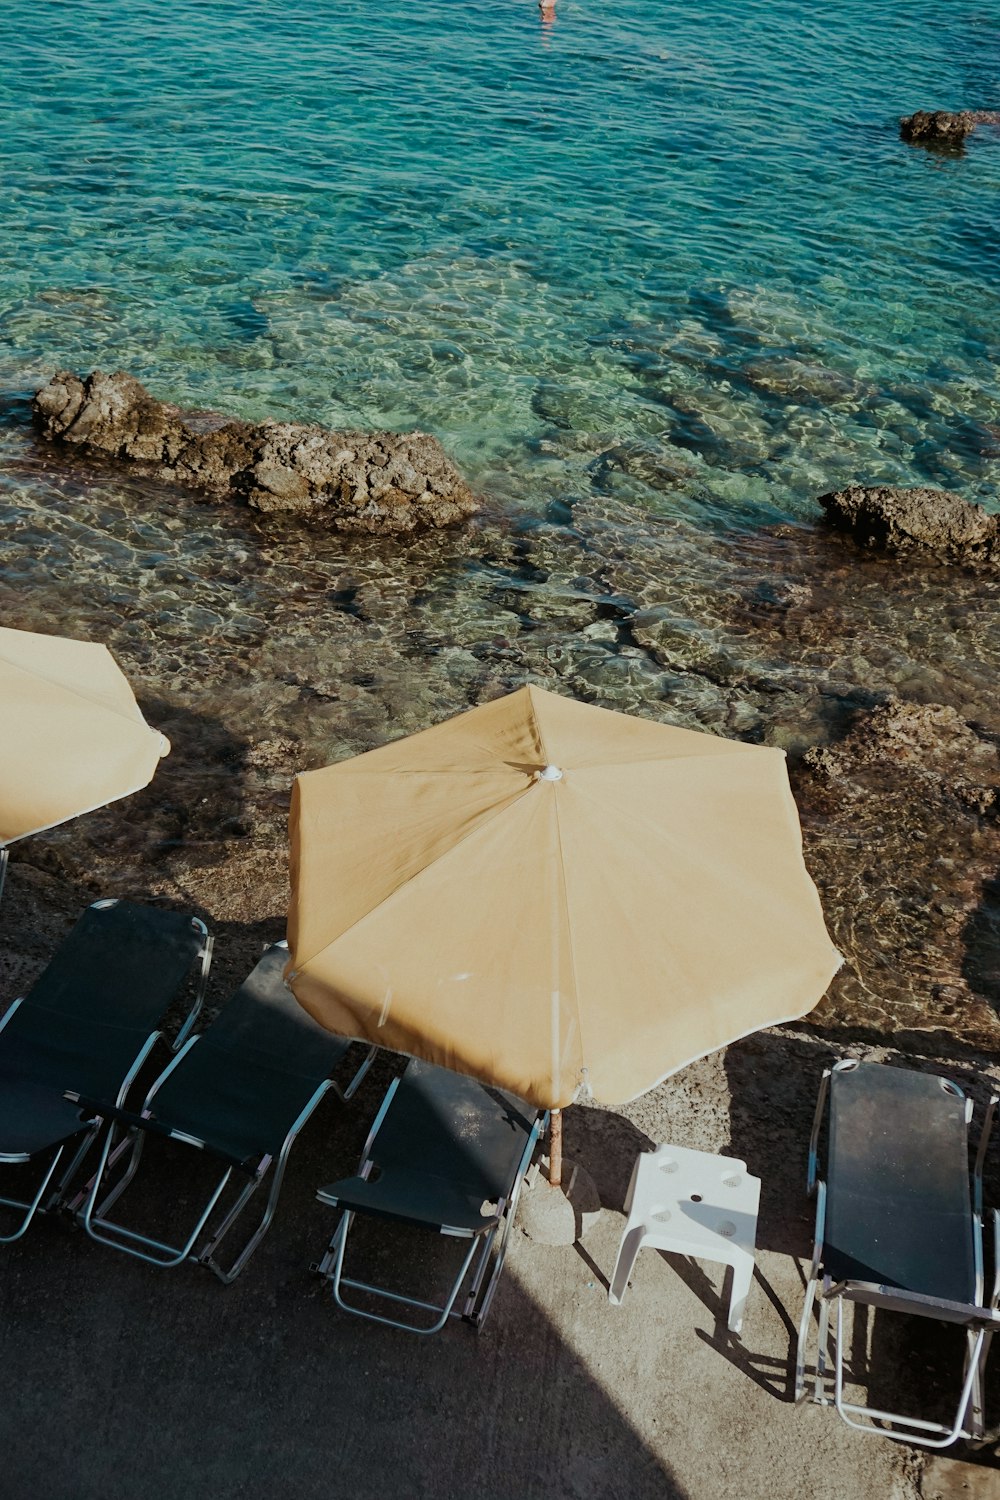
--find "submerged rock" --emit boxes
[900,109,1000,148]
[794,701,1000,1054]
[818,484,999,567]
[33,370,478,533]
[802,701,998,819]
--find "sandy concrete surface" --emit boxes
[0,863,997,1500]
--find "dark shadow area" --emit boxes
[0,930,685,1500]
[722,1031,836,1263]
[963,869,1000,1026]
[0,873,684,1499]
[30,693,259,881]
[690,1258,800,1402]
[862,1306,1000,1465]
[562,1102,654,1214]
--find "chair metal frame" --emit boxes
[796,1060,1000,1448]
[315,1075,546,1335]
[0,900,212,1243]
[75,945,375,1283]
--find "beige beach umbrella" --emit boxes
[0,625,169,895]
[286,686,840,1142]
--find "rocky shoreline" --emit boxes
[900,108,1000,147]
[1,444,996,1066]
[818,483,999,568]
[33,370,479,533]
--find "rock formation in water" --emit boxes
[900,109,1000,147]
[818,484,999,568]
[802,701,998,820]
[33,370,478,533]
[796,700,1000,1052]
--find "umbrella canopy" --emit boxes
[0,625,169,848]
[286,685,840,1111]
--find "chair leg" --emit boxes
[622,1155,642,1217]
[0,1145,66,1244]
[323,1211,483,1335]
[608,1225,645,1307]
[965,1326,988,1441]
[90,1128,146,1219]
[815,1293,833,1403]
[81,1126,236,1270]
[796,1273,819,1402]
[726,1250,754,1336]
[199,1175,267,1284]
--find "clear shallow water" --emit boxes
[0,1,999,1051]
[1,0,999,517]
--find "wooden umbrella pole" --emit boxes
[549,1109,562,1189]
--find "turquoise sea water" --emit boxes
[0,0,998,772]
[1,2,998,1046]
[1,0,999,522]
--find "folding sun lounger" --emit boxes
[0,899,212,1243]
[796,1059,1000,1448]
[76,942,375,1282]
[314,1058,545,1334]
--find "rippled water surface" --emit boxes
[0,0,998,1041]
[3,0,1000,512]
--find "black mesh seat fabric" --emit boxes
[318,1059,539,1233]
[824,1062,975,1304]
[0,901,208,1146]
[145,945,352,1166]
[0,1005,168,1106]
[21,901,206,1029]
[0,1076,93,1158]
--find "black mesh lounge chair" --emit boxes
[0,899,212,1243]
[314,1059,546,1334]
[796,1059,1000,1448]
[76,942,376,1283]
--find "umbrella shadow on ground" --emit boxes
[0,1018,687,1500]
[559,1105,656,1291]
[962,865,1000,1027]
[6,693,261,889]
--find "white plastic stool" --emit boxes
[609,1144,761,1334]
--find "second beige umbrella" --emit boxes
[0,625,169,897]
[286,685,840,1118]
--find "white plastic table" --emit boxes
[609,1143,761,1334]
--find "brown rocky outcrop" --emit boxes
[818,484,999,567]
[802,701,998,819]
[900,109,1000,147]
[33,370,478,533]
[796,701,1000,1051]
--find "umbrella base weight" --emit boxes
[519,1156,602,1245]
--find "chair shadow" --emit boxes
[0,909,690,1500]
[688,1255,801,1402]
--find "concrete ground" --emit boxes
[1,867,998,1500]
[4,1036,996,1500]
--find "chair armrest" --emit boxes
[65,1093,146,1131]
[829,1279,1000,1330]
[974,1094,998,1220]
[173,925,214,1050]
[0,995,23,1036]
[64,1089,261,1174]
[993,1208,1000,1311]
[807,1067,831,1195]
